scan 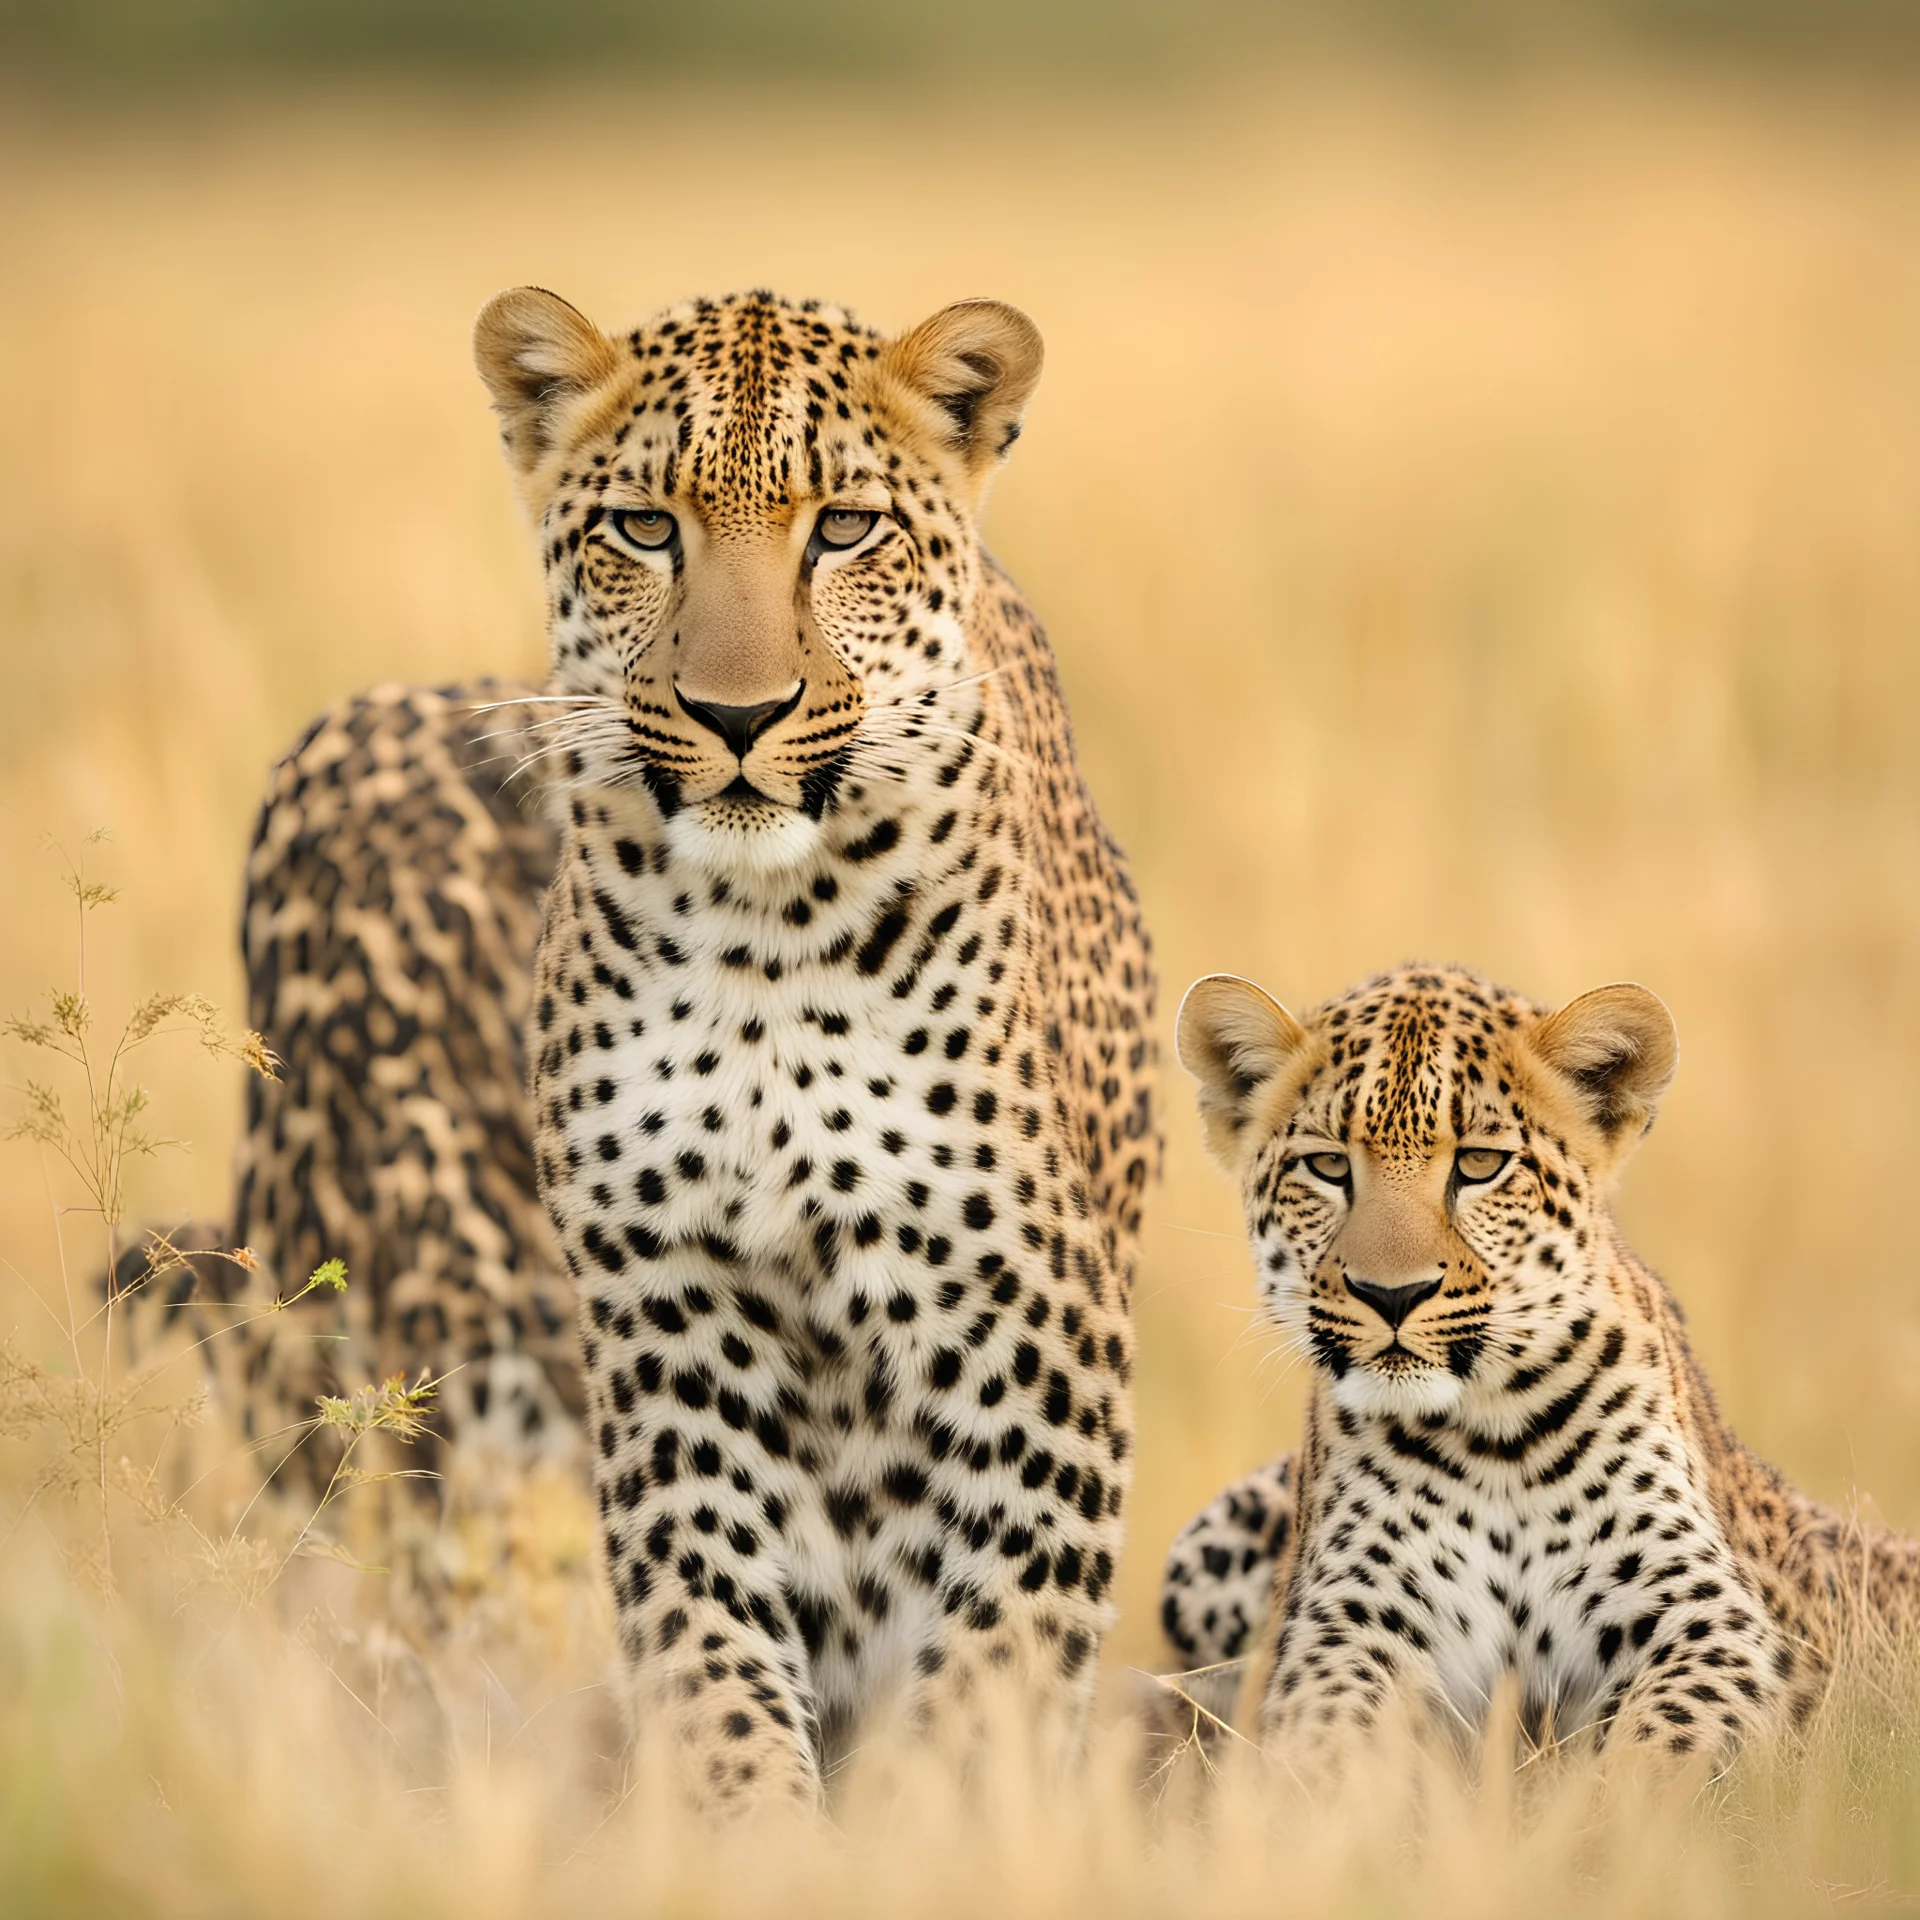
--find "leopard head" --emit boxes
[474,286,1041,877]
[1178,964,1677,1423]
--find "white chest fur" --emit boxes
[539,809,1031,1292]
[1299,1356,1750,1743]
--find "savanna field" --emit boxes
[3,54,1920,1916]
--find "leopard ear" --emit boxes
[474,286,622,478]
[1176,975,1310,1173]
[1531,984,1678,1145]
[884,299,1043,501]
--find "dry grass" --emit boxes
[3,58,1919,1915]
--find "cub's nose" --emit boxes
[1344,1274,1442,1329]
[675,683,804,759]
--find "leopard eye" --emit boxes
[612,509,676,551]
[1455,1148,1511,1185]
[814,508,879,551]
[1303,1151,1351,1185]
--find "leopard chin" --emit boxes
[663,794,822,877]
[1330,1361,1466,1423]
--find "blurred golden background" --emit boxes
[3,4,1919,1692]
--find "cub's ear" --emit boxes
[884,299,1043,500]
[1176,975,1310,1173]
[1531,984,1678,1144]
[474,286,622,478]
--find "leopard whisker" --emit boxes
[853,717,1034,774]
[860,665,1008,713]
[466,694,609,713]
[508,716,643,789]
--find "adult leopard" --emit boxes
[1168,962,1917,1779]
[474,286,1159,1806]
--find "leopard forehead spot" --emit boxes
[593,293,885,528]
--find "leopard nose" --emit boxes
[674,682,803,758]
[1344,1275,1442,1329]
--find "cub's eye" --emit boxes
[612,509,676,551]
[1455,1148,1511,1185]
[1303,1152,1351,1185]
[814,508,879,551]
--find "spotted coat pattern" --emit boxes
[1160,1452,1294,1675]
[485,289,1160,1805]
[116,682,576,1500]
[1170,964,1918,1780]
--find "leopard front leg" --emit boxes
[1251,1433,1452,1795]
[1595,1575,1790,1775]
[1256,1583,1456,1795]
[1157,1449,1298,1718]
[898,1529,1125,1783]
[583,1273,823,1811]
[886,1316,1133,1779]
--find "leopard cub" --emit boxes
[1169,963,1917,1777]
